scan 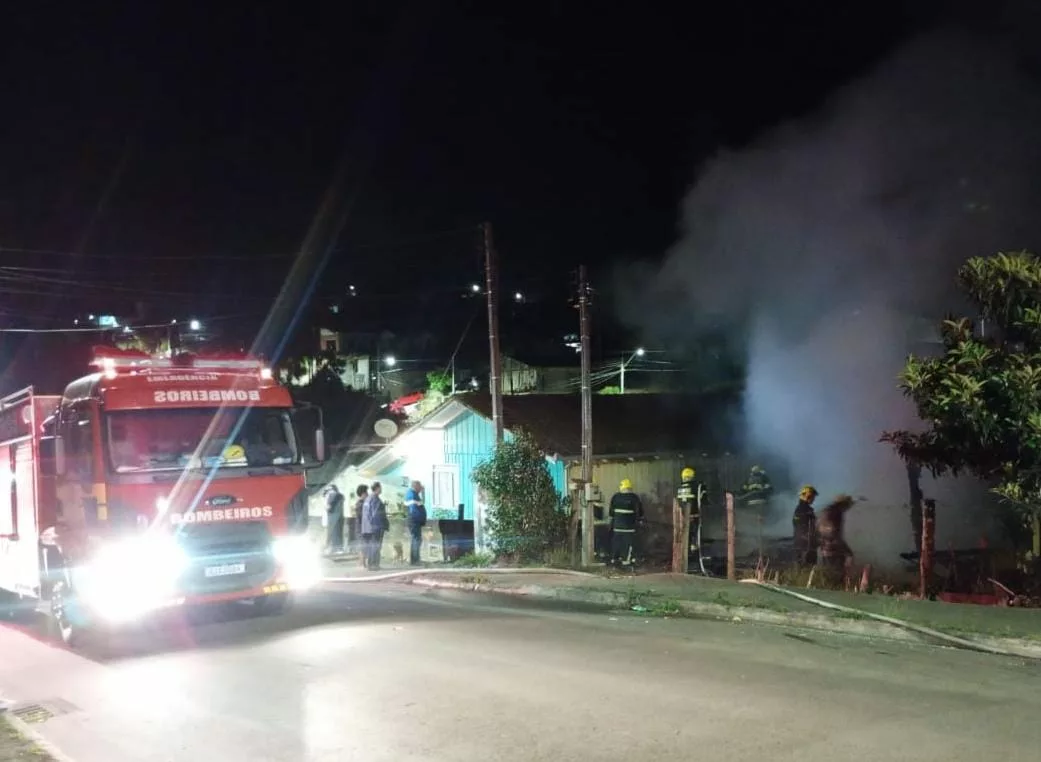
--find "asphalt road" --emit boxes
[1,583,1039,762]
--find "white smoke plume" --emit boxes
[622,27,1041,567]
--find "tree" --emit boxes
[426,369,451,394]
[472,430,568,562]
[881,251,1041,556]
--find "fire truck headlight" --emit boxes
[78,537,189,622]
[272,536,321,590]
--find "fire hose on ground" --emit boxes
[323,567,598,584]
[747,580,1041,661]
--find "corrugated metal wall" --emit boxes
[567,454,750,560]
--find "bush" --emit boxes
[472,430,568,562]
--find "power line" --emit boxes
[0,246,293,262]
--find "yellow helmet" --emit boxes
[222,444,246,461]
[681,467,695,481]
[799,484,818,501]
[619,478,633,491]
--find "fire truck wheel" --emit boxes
[253,592,291,615]
[47,579,90,649]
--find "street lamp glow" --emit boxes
[514,291,524,302]
[470,283,481,293]
[189,319,201,331]
[384,355,396,367]
[635,347,645,356]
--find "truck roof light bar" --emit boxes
[91,347,266,373]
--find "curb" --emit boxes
[1,707,77,762]
[324,566,598,584]
[406,576,921,643]
[407,575,1041,658]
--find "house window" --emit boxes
[431,464,460,511]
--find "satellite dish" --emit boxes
[374,419,399,440]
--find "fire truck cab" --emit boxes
[0,347,325,646]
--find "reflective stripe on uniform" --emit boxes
[614,508,635,514]
[613,528,636,533]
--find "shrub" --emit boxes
[472,430,568,562]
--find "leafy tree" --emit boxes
[881,251,1041,554]
[426,369,451,394]
[598,385,622,395]
[472,430,568,561]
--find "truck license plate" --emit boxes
[204,563,246,578]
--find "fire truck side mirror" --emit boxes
[314,429,326,463]
[54,436,67,476]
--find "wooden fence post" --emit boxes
[726,491,736,581]
[920,498,936,598]
[671,498,689,574]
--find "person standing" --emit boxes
[677,467,706,574]
[352,484,368,564]
[361,482,389,571]
[817,494,855,585]
[324,484,345,556]
[608,478,643,567]
[404,480,427,566]
[792,484,819,566]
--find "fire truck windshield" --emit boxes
[105,407,299,473]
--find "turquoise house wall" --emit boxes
[443,410,568,520]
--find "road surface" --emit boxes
[0,583,1039,762]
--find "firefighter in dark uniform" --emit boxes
[741,465,773,554]
[678,466,707,574]
[792,484,819,566]
[740,465,772,508]
[608,478,643,567]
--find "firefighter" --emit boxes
[678,466,707,574]
[608,478,643,567]
[792,484,819,566]
[740,465,772,507]
[741,465,773,555]
[817,495,855,585]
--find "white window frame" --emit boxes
[431,464,461,512]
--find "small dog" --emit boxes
[392,542,405,563]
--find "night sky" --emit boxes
[0,2,962,351]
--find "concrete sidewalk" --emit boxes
[403,570,1041,658]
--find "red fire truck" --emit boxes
[0,346,325,646]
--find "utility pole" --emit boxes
[578,265,594,565]
[484,222,504,443]
[619,358,626,395]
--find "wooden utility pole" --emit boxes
[484,222,504,443]
[578,265,594,565]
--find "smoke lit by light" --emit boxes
[619,29,1041,565]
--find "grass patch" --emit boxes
[0,715,54,762]
[452,551,495,568]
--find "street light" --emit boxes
[384,355,396,367]
[470,283,481,294]
[619,347,645,394]
[189,319,201,331]
[514,291,524,303]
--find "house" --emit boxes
[501,354,582,395]
[352,391,748,558]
